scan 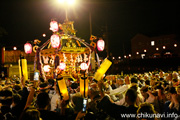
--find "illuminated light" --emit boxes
[13,46,17,50]
[97,39,105,51]
[129,54,131,57]
[144,49,147,52]
[136,52,139,55]
[94,58,112,81]
[42,33,46,37]
[165,52,171,54]
[124,55,127,58]
[43,65,50,72]
[59,62,66,70]
[118,56,121,59]
[174,44,177,47]
[58,0,65,3]
[80,62,88,71]
[18,59,28,84]
[163,46,166,49]
[141,54,145,59]
[112,57,115,60]
[49,20,59,32]
[80,78,88,97]
[50,34,60,48]
[151,41,155,46]
[156,48,159,51]
[57,78,69,100]
[24,43,32,54]
[67,0,76,5]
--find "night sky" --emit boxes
[0,0,180,57]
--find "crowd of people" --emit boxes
[0,70,180,120]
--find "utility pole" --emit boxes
[102,23,109,57]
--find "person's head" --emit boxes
[36,92,50,110]
[13,84,21,93]
[88,83,99,99]
[116,78,124,86]
[131,77,138,84]
[172,71,178,79]
[125,88,137,105]
[150,78,156,86]
[140,86,149,98]
[12,94,21,105]
[48,79,55,88]
[130,84,138,91]
[137,102,156,120]
[39,82,48,93]
[20,107,41,120]
[0,89,13,106]
[145,80,150,86]
[71,92,83,112]
[172,78,178,87]
[159,71,164,78]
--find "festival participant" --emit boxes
[87,82,110,119]
[137,102,157,120]
[0,89,17,120]
[97,80,138,120]
[163,86,180,120]
[20,107,41,120]
[109,75,131,101]
[36,92,63,120]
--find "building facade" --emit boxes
[131,34,180,59]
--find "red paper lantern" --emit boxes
[97,39,105,51]
[43,65,50,72]
[50,34,60,48]
[24,43,32,54]
[80,62,88,71]
[49,20,59,32]
[59,62,66,70]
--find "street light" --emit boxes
[57,0,76,21]
[163,46,166,49]
[80,62,88,98]
[174,44,177,47]
[42,33,46,37]
[13,46,17,50]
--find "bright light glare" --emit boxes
[57,0,76,5]
[67,0,75,5]
[58,0,65,3]
[13,47,17,50]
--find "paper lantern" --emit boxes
[97,39,105,51]
[49,20,59,32]
[43,65,50,72]
[57,78,69,100]
[80,78,88,98]
[59,62,66,70]
[50,34,60,48]
[80,62,88,70]
[24,43,32,54]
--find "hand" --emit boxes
[97,80,104,90]
[75,111,86,120]
[21,76,24,84]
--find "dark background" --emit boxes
[0,0,180,57]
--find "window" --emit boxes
[151,41,155,46]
